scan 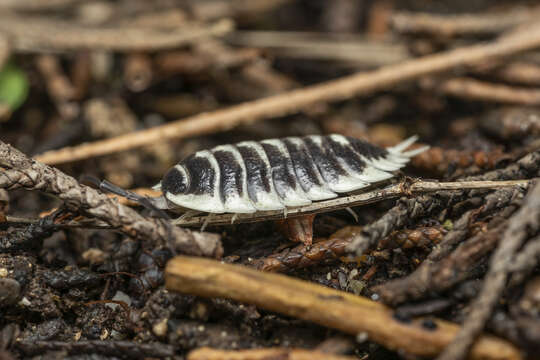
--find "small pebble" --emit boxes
[356,332,369,343]
[152,318,168,337]
[106,290,132,310]
[0,278,21,307]
[81,248,106,264]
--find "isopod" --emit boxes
[152,134,428,214]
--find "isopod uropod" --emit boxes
[152,134,428,215]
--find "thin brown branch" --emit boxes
[173,180,528,227]
[165,256,522,360]
[426,77,540,105]
[475,61,540,86]
[187,347,356,360]
[0,14,233,52]
[0,141,223,258]
[480,107,540,140]
[391,7,540,37]
[437,181,540,360]
[227,31,409,65]
[188,0,293,21]
[35,23,540,164]
[2,215,111,230]
[0,0,80,10]
[509,234,540,286]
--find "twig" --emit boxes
[391,7,540,37]
[165,256,521,360]
[173,180,528,227]
[155,48,259,75]
[35,54,78,119]
[374,186,524,305]
[475,61,540,86]
[0,141,222,258]
[2,215,111,229]
[426,77,540,105]
[0,34,10,71]
[35,22,540,164]
[480,107,540,140]
[187,347,357,360]
[436,181,540,360]
[0,0,80,10]
[508,234,540,286]
[0,14,233,52]
[0,213,57,252]
[16,340,174,358]
[227,31,409,65]
[347,151,540,256]
[188,0,293,21]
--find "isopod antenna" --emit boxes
[80,175,170,220]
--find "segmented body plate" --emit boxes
[161,134,427,213]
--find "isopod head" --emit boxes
[160,165,189,196]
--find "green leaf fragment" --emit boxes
[0,62,29,111]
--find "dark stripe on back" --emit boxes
[236,144,271,203]
[302,136,346,183]
[326,136,367,174]
[182,154,215,195]
[213,150,243,203]
[282,138,322,192]
[346,136,388,160]
[261,142,296,200]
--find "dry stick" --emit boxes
[437,181,540,360]
[0,34,10,70]
[0,0,80,10]
[36,23,540,165]
[391,7,540,36]
[173,180,528,227]
[508,234,540,286]
[347,150,540,256]
[228,31,410,65]
[165,256,521,360]
[189,0,293,21]
[475,61,540,86]
[16,340,174,358]
[0,141,222,258]
[3,215,113,230]
[0,14,233,52]
[375,186,525,305]
[188,347,357,360]
[430,77,540,105]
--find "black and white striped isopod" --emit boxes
[152,134,428,214]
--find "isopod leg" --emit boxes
[172,210,203,225]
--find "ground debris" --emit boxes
[1,2,540,360]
